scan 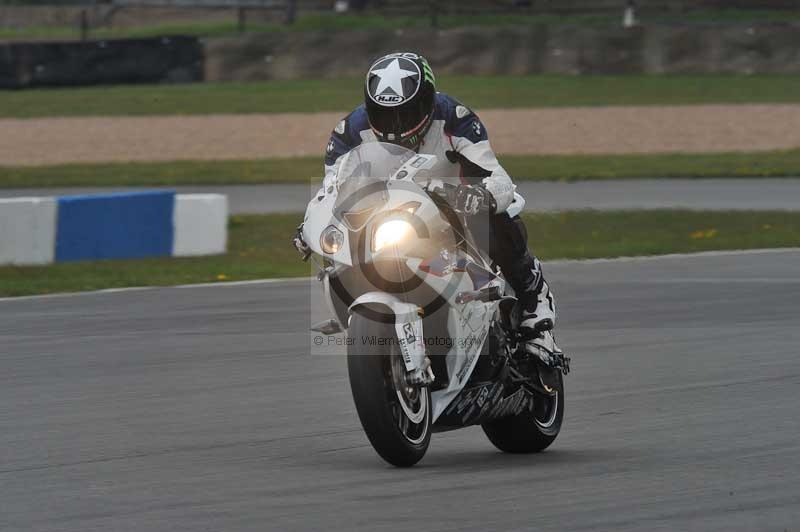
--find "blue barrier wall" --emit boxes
[55,191,175,262]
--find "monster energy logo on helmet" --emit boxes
[420,57,435,85]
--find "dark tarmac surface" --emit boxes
[1,249,799,531]
[3,178,800,214]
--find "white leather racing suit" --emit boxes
[317,92,515,212]
[315,91,559,353]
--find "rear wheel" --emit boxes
[481,371,564,453]
[347,312,431,467]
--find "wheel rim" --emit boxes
[533,390,559,429]
[389,353,429,445]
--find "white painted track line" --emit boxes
[1,248,798,303]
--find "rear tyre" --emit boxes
[481,371,564,453]
[347,311,431,467]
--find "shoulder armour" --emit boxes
[436,92,487,144]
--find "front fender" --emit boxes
[349,292,425,372]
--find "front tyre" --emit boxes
[481,372,564,453]
[347,312,431,467]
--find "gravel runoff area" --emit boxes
[3,104,800,166]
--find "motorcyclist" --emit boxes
[307,52,561,365]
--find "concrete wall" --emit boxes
[4,2,800,30]
[0,192,227,266]
[206,22,800,80]
[0,36,203,89]
[0,197,56,266]
[2,19,798,86]
[173,194,228,257]
[55,191,176,261]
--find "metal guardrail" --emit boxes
[4,0,800,8]
[4,0,800,42]
[112,0,287,8]
[105,0,296,30]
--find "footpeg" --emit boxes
[521,331,571,376]
[551,352,571,375]
[519,319,553,341]
[310,319,343,335]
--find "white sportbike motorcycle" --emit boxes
[297,143,570,467]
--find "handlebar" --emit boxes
[455,286,503,304]
[430,182,493,215]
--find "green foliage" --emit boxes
[4,74,800,118]
[2,210,798,296]
[0,160,321,187]
[501,150,800,181]
[4,150,800,188]
[522,210,800,260]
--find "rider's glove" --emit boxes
[454,184,497,216]
[292,224,312,261]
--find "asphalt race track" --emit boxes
[1,249,799,531]
[4,178,800,214]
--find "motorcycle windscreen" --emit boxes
[333,142,417,231]
[333,175,389,231]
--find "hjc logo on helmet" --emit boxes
[375,94,404,104]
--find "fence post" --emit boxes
[237,7,246,32]
[286,0,297,25]
[623,0,637,28]
[79,9,89,41]
[429,0,438,28]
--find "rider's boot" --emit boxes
[520,276,556,336]
[506,254,568,382]
[507,254,554,334]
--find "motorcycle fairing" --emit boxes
[304,192,352,266]
[435,381,535,428]
[418,255,468,277]
[348,292,426,373]
[405,254,504,423]
[430,298,495,422]
[343,254,503,423]
[465,261,497,290]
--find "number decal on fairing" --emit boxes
[396,317,424,371]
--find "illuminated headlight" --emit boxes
[373,219,414,252]
[320,225,344,254]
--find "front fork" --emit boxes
[349,291,435,386]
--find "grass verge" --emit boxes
[4,150,800,188]
[1,210,798,297]
[5,75,800,119]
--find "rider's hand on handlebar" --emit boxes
[292,224,312,261]
[454,184,497,216]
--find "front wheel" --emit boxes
[347,312,431,467]
[481,371,564,453]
